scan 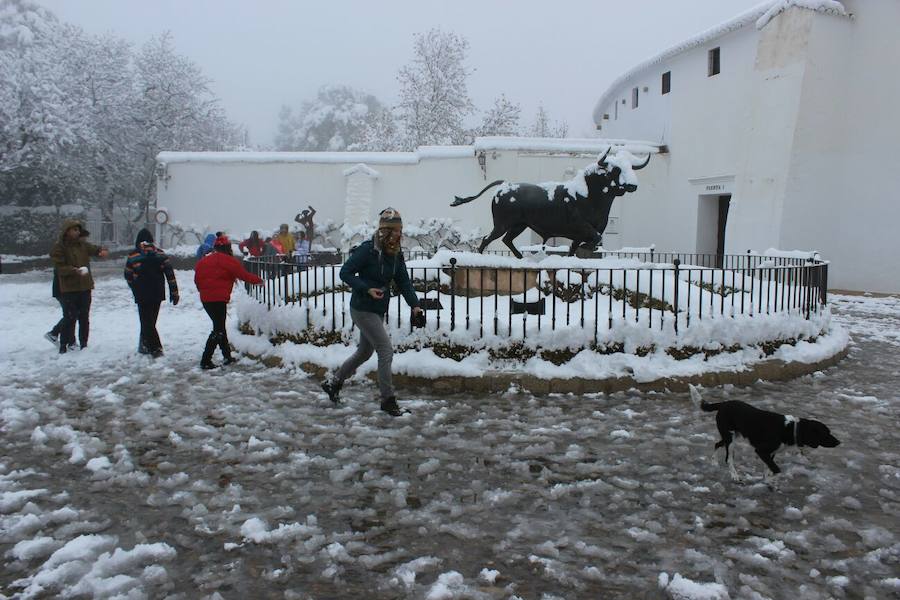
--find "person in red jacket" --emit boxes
[238,230,265,257]
[194,235,263,369]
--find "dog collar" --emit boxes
[785,415,800,446]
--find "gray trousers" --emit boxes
[335,308,394,400]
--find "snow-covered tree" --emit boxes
[351,106,402,152]
[0,2,238,231]
[129,32,238,218]
[530,103,569,138]
[0,0,97,207]
[476,94,522,137]
[274,105,295,151]
[396,29,475,149]
[275,85,382,151]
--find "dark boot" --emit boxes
[218,332,233,361]
[380,396,407,417]
[321,377,342,404]
[201,333,218,369]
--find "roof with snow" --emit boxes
[591,0,850,124]
[156,137,664,165]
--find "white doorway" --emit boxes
[696,194,731,266]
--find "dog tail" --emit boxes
[690,384,721,412]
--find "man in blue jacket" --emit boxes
[322,208,423,416]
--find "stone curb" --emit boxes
[252,345,849,395]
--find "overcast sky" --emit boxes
[38,0,767,147]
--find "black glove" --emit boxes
[170,291,179,306]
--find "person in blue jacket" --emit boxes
[125,229,179,357]
[322,208,423,416]
[195,232,218,258]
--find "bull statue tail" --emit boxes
[451,180,505,207]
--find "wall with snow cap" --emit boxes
[155,138,661,253]
[777,0,900,292]
[592,0,898,292]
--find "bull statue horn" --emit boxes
[597,147,611,167]
[631,153,651,171]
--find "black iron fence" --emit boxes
[243,252,829,340]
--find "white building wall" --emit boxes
[593,1,898,292]
[781,0,900,293]
[727,9,812,255]
[156,148,637,252]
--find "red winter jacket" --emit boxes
[194,251,263,302]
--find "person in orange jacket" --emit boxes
[194,235,263,369]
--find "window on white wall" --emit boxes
[662,71,671,94]
[708,47,720,77]
[631,87,639,109]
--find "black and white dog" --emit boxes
[691,385,840,480]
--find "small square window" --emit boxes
[708,47,720,77]
[662,71,671,94]
[631,87,639,109]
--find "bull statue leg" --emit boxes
[477,226,506,254]
[501,224,528,259]
[567,229,602,257]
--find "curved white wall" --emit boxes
[593,0,898,293]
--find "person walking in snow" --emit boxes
[321,208,423,416]
[194,234,263,369]
[44,267,66,348]
[49,219,109,353]
[124,229,179,357]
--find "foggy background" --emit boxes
[38,0,766,145]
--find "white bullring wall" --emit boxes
[156,140,661,253]
[593,0,899,293]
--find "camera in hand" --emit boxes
[411,310,426,329]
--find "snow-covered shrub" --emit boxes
[0,205,85,254]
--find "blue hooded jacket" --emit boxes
[196,234,216,258]
[339,240,419,315]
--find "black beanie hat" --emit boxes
[135,228,154,248]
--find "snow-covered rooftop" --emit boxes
[156,137,663,166]
[591,0,850,124]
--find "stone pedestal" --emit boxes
[450,267,539,297]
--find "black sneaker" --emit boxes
[380,396,408,417]
[200,360,218,370]
[45,331,59,345]
[321,378,342,404]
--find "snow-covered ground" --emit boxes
[1,268,898,599]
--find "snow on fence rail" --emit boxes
[238,251,829,352]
